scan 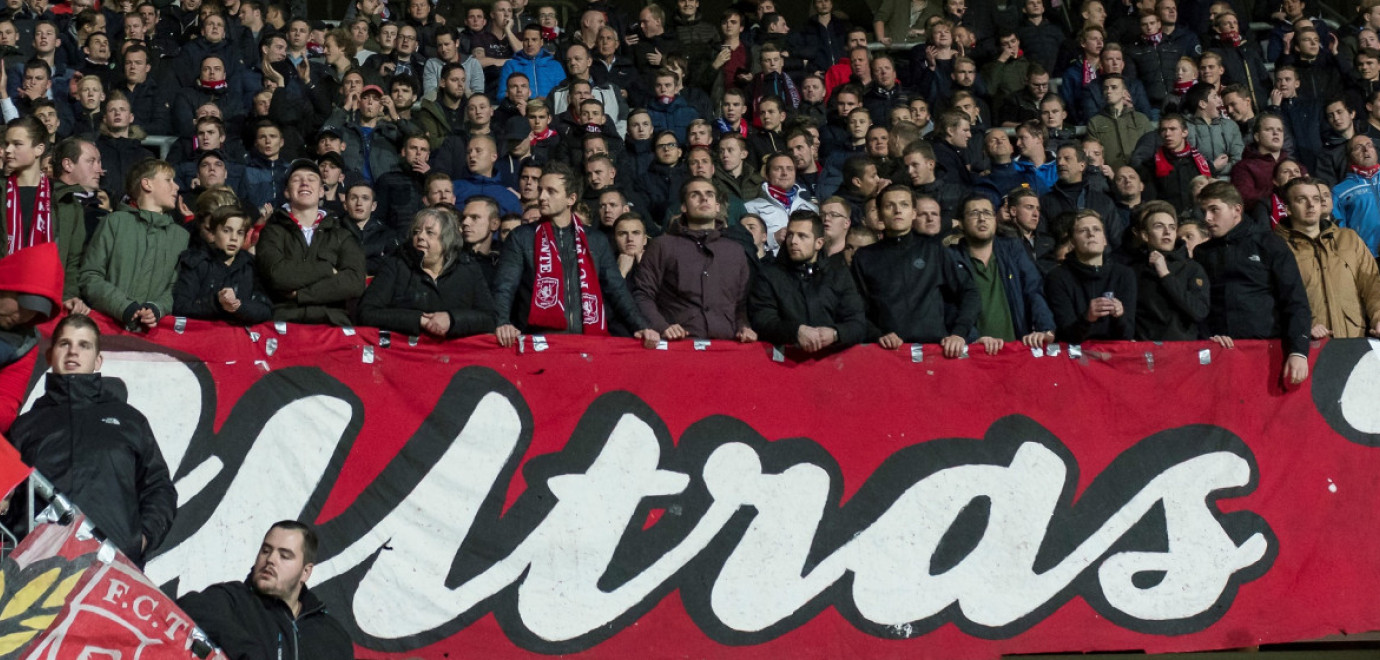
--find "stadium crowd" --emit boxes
[0,0,1376,389]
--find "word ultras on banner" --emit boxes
[121,359,1278,655]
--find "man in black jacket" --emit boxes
[1193,180,1312,387]
[1042,144,1123,249]
[7,314,176,565]
[851,184,980,357]
[1131,200,1209,340]
[749,210,867,352]
[178,521,353,659]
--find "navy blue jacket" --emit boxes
[949,237,1055,339]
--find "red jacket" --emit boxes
[0,243,65,433]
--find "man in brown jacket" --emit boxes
[632,177,756,342]
[1273,176,1380,340]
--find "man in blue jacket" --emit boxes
[452,135,521,214]
[949,195,1056,354]
[497,25,565,100]
[1334,134,1380,256]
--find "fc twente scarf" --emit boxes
[1147,31,1163,45]
[1220,31,1243,47]
[1351,163,1380,179]
[197,78,228,91]
[6,175,52,254]
[1082,59,1097,85]
[1270,193,1287,227]
[1173,78,1195,95]
[1154,144,1211,178]
[528,218,608,334]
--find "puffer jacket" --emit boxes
[9,373,176,564]
[1193,218,1312,356]
[173,241,273,324]
[631,220,751,339]
[1274,219,1380,337]
[1186,114,1245,175]
[497,48,567,100]
[749,252,867,347]
[356,247,496,338]
[254,208,366,325]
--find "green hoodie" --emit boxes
[79,205,187,324]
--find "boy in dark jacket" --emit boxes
[174,206,273,325]
[1130,200,1209,341]
[1045,209,1137,342]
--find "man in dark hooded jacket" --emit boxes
[7,313,176,565]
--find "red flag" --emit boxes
[0,435,31,500]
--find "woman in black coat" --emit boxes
[173,206,274,325]
[357,206,497,338]
[1045,209,1137,342]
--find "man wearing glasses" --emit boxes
[948,195,1056,354]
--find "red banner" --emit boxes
[11,317,1380,659]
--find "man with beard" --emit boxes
[178,522,352,658]
[1043,144,1121,248]
[748,210,867,352]
[948,194,1055,353]
[632,177,755,342]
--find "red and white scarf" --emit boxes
[766,184,794,207]
[1351,163,1380,179]
[1082,59,1097,85]
[1154,144,1212,178]
[531,127,556,145]
[198,78,228,91]
[1173,78,1195,95]
[527,218,607,334]
[1270,193,1287,227]
[6,175,52,254]
[1220,31,1243,48]
[1146,31,1163,45]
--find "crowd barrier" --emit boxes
[7,314,1380,658]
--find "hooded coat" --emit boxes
[173,241,274,324]
[254,209,367,325]
[1274,219,1380,338]
[0,243,64,431]
[79,207,187,325]
[631,220,751,339]
[9,373,176,564]
[497,48,567,100]
[357,248,497,338]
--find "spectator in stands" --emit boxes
[1043,144,1121,247]
[1184,82,1243,175]
[1127,10,1181,114]
[1078,44,1152,121]
[1130,200,1208,340]
[1269,66,1323,173]
[174,205,273,324]
[646,69,695,143]
[852,184,979,355]
[998,65,1049,127]
[712,134,762,207]
[255,159,366,325]
[2,122,78,301]
[8,313,176,565]
[1086,75,1154,171]
[1283,28,1344,102]
[341,181,397,276]
[1275,176,1380,339]
[460,196,502,285]
[454,135,520,215]
[1231,113,1291,214]
[177,521,353,658]
[79,159,183,331]
[94,93,154,203]
[372,134,429,235]
[1206,11,1271,113]
[423,173,456,207]
[1317,98,1362,186]
[744,153,818,254]
[12,60,75,139]
[358,206,496,339]
[332,84,403,184]
[1193,180,1312,387]
[1045,209,1135,341]
[949,194,1056,350]
[491,162,657,346]
[47,137,102,307]
[1146,113,1214,215]
[748,209,866,352]
[632,177,753,342]
[931,110,974,188]
[864,54,909,126]
[1333,134,1380,255]
[118,45,168,133]
[498,25,563,101]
